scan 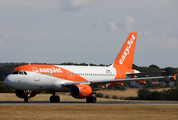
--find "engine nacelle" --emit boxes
[15,90,38,98]
[70,84,93,99]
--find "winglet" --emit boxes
[173,74,177,81]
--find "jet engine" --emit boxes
[70,84,93,99]
[15,90,38,98]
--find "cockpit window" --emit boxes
[12,71,19,74]
[11,71,27,75]
[23,71,27,75]
[19,71,23,75]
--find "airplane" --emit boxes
[4,32,177,103]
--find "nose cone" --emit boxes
[4,75,14,88]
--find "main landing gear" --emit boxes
[86,96,97,103]
[50,92,60,103]
[24,90,31,103]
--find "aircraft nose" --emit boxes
[4,75,13,87]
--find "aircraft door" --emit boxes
[32,67,40,81]
[32,67,43,89]
[34,73,40,81]
[67,71,75,80]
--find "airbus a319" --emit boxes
[4,32,177,103]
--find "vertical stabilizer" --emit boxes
[112,32,137,69]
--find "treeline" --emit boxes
[132,64,178,88]
[0,81,14,93]
[137,88,178,101]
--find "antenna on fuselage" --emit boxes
[29,62,31,65]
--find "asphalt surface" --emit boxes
[0,101,178,106]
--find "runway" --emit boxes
[0,101,178,106]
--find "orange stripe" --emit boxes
[14,65,87,82]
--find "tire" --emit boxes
[50,96,60,103]
[86,97,91,103]
[91,96,96,103]
[55,96,60,103]
[24,98,31,103]
[50,96,55,102]
[24,98,27,103]
[27,98,31,103]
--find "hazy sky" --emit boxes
[0,0,178,68]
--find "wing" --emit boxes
[63,74,177,87]
[126,71,166,77]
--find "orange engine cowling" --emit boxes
[15,89,38,98]
[70,84,93,99]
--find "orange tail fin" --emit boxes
[112,32,137,69]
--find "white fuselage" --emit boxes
[4,65,117,91]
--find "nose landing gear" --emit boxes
[24,90,31,103]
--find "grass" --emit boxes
[0,88,175,102]
[0,89,140,102]
[99,88,138,98]
[99,88,175,98]
[0,105,178,120]
[0,93,124,102]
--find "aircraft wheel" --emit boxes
[24,98,27,102]
[50,96,55,102]
[27,98,31,103]
[55,96,60,103]
[50,96,60,103]
[86,96,97,103]
[86,97,91,103]
[24,98,31,103]
[91,96,96,103]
